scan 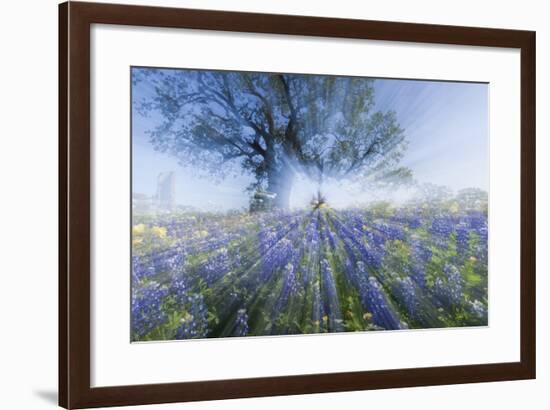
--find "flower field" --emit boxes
[131,200,488,341]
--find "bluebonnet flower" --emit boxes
[199,247,229,285]
[331,217,384,269]
[170,273,189,306]
[464,212,488,260]
[467,212,488,239]
[373,222,405,242]
[434,263,464,307]
[363,275,403,330]
[131,281,169,339]
[392,277,418,318]
[320,214,338,250]
[260,238,294,281]
[320,259,343,332]
[233,308,249,337]
[406,215,422,229]
[468,299,487,319]
[455,222,471,257]
[175,293,209,339]
[272,263,300,321]
[312,281,325,331]
[410,239,431,288]
[131,255,145,284]
[353,262,403,330]
[430,215,454,236]
[364,229,386,251]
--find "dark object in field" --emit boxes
[250,190,277,212]
[311,191,328,210]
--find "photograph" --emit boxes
[130,67,489,341]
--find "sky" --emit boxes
[132,69,488,211]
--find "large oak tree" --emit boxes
[134,68,408,209]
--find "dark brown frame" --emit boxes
[59,1,536,408]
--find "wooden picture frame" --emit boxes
[59,1,536,408]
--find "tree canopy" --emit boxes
[134,68,409,208]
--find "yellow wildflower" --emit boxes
[192,230,209,238]
[151,226,167,239]
[132,224,146,235]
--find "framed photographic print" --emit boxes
[59,1,536,408]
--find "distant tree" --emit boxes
[455,188,488,210]
[414,183,454,205]
[135,68,408,209]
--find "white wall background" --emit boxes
[0,0,546,409]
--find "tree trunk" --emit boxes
[267,167,294,209]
